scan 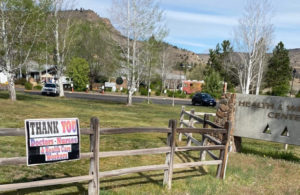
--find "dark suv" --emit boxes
[192,93,216,106]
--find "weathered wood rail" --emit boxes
[0,115,232,193]
[178,106,233,179]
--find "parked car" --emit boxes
[192,92,216,106]
[41,83,60,96]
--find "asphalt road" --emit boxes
[24,90,192,106]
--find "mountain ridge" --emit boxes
[69,9,300,71]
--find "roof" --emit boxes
[166,73,186,80]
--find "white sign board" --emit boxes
[105,82,116,88]
[25,118,80,165]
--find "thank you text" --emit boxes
[25,118,80,165]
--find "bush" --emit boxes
[25,82,33,90]
[296,91,300,98]
[105,87,112,92]
[155,90,161,96]
[67,57,89,91]
[15,78,27,85]
[167,90,186,98]
[202,70,222,99]
[176,92,186,98]
[121,88,128,94]
[167,90,173,97]
[34,85,42,90]
[139,87,148,96]
[189,93,195,99]
[271,82,289,96]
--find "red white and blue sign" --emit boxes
[25,118,80,166]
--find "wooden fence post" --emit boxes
[88,117,100,195]
[178,106,185,141]
[216,121,232,179]
[200,114,209,162]
[187,109,194,146]
[163,120,172,186]
[163,119,176,189]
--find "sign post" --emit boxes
[25,118,80,166]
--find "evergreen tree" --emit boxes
[205,43,222,76]
[202,70,223,98]
[205,40,236,91]
[265,42,292,96]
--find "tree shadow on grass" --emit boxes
[241,146,300,163]
[0,174,88,195]
[0,169,208,194]
[0,91,42,101]
[100,169,207,191]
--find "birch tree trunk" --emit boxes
[233,0,273,95]
[7,74,16,101]
[111,0,165,106]
[0,2,15,101]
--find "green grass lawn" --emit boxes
[0,92,299,195]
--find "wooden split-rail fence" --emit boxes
[0,116,232,194]
[178,106,232,178]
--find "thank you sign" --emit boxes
[25,118,80,165]
[234,94,300,145]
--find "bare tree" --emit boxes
[111,0,164,105]
[233,0,273,94]
[160,44,174,92]
[51,0,75,97]
[0,0,47,101]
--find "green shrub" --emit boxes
[15,78,27,85]
[155,90,161,96]
[121,88,128,93]
[167,90,186,98]
[105,87,112,92]
[271,82,289,96]
[25,82,33,90]
[139,87,148,96]
[67,57,89,91]
[189,93,195,99]
[202,70,222,99]
[296,91,300,98]
[34,85,43,90]
[176,91,186,98]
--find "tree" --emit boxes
[202,70,223,99]
[111,0,164,105]
[70,21,120,90]
[265,42,292,96]
[187,63,205,81]
[159,43,174,93]
[233,0,274,94]
[0,0,49,101]
[205,40,235,91]
[142,36,161,103]
[206,44,222,76]
[66,57,89,91]
[52,0,75,97]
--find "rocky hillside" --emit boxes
[68,9,300,76]
[67,9,203,67]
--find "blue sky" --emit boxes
[77,0,300,54]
